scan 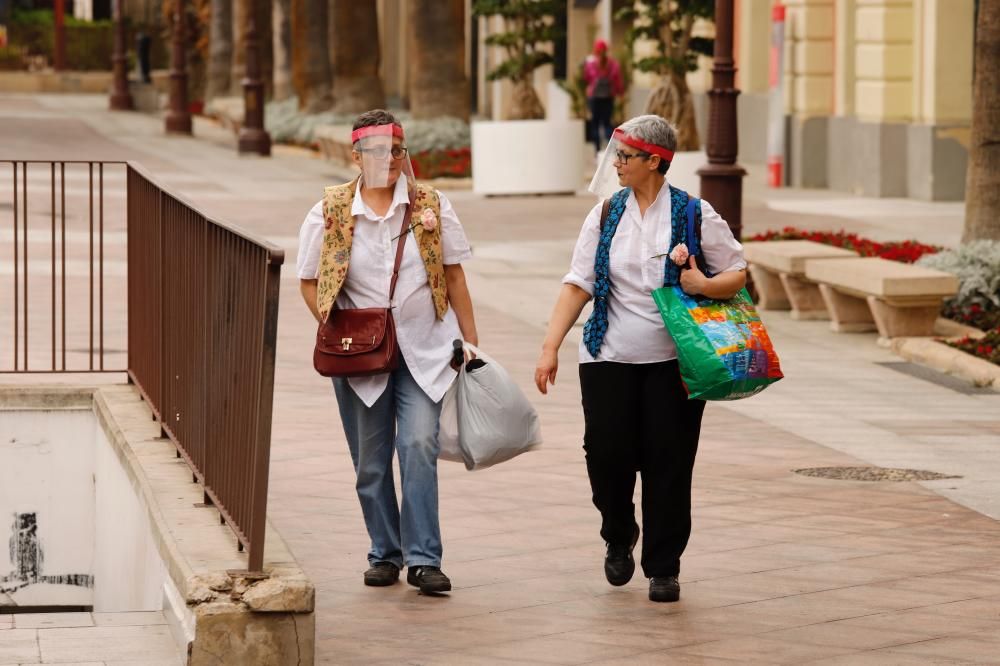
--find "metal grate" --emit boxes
[877,361,995,395]
[794,466,961,482]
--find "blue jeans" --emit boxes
[333,359,443,569]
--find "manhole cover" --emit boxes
[793,466,961,482]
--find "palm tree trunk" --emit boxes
[205,0,231,102]
[272,0,292,100]
[644,72,700,150]
[291,0,333,111]
[330,0,385,114]
[408,0,468,120]
[230,0,246,95]
[963,0,1000,242]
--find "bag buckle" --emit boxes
[341,337,353,351]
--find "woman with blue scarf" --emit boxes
[534,115,746,602]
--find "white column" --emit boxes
[783,0,835,116]
[854,0,913,122]
[833,0,856,115]
[913,0,974,124]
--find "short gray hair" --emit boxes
[617,115,677,153]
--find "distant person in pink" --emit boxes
[582,39,624,154]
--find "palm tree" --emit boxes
[291,0,333,111]
[205,0,231,102]
[408,0,469,121]
[272,0,292,101]
[330,0,386,113]
[964,0,1000,241]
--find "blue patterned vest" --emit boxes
[581,185,703,359]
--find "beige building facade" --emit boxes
[735,0,974,200]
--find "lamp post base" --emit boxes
[165,113,193,135]
[697,162,746,240]
[238,128,272,156]
[109,92,134,111]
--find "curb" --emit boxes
[890,337,1000,391]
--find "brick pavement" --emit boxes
[2,94,1000,665]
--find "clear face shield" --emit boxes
[351,124,415,190]
[587,128,675,200]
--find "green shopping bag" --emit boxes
[653,286,783,400]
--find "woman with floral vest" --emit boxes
[534,115,746,602]
[297,109,478,595]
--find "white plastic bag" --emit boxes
[438,344,542,470]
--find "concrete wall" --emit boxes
[0,408,166,612]
[92,419,167,613]
[0,410,96,608]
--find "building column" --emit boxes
[912,0,973,125]
[782,0,834,186]
[854,0,913,122]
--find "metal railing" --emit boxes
[3,160,283,572]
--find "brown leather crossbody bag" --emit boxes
[313,196,413,378]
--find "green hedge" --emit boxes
[8,9,114,71]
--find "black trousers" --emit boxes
[588,96,614,153]
[579,360,706,578]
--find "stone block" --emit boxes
[850,119,909,196]
[189,602,314,666]
[748,264,791,311]
[743,240,858,275]
[793,76,834,115]
[906,123,969,201]
[856,80,912,122]
[855,43,913,79]
[781,273,831,320]
[856,5,914,42]
[867,296,942,338]
[818,284,877,332]
[789,115,829,187]
[804,257,959,300]
[792,41,834,75]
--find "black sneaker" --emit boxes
[363,562,400,587]
[649,575,680,602]
[604,523,640,586]
[406,565,452,594]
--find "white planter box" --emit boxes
[472,120,586,195]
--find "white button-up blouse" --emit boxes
[297,178,472,406]
[562,183,747,364]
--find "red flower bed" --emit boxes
[748,227,941,264]
[410,147,471,180]
[946,328,1000,366]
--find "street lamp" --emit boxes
[238,0,271,156]
[697,0,746,241]
[110,0,134,111]
[165,0,192,135]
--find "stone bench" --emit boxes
[804,257,959,338]
[314,123,354,166]
[743,240,858,319]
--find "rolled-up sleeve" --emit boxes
[296,200,325,279]
[700,199,746,275]
[438,191,473,265]
[561,202,603,297]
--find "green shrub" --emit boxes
[8,9,113,71]
[404,117,470,154]
[0,45,26,70]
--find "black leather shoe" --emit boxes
[649,575,680,602]
[407,566,452,594]
[604,524,640,586]
[363,562,400,587]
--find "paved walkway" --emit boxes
[2,94,999,665]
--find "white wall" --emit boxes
[0,410,96,608]
[92,420,166,612]
[0,409,166,612]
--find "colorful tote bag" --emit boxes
[652,198,784,400]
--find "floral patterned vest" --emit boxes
[315,179,448,322]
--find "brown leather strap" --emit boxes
[599,197,612,231]
[388,193,415,301]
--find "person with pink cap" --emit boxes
[582,39,624,154]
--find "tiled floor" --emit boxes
[0,612,180,665]
[3,94,1000,665]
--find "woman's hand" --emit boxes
[534,347,559,395]
[679,256,708,295]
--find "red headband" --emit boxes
[351,124,405,143]
[613,128,675,162]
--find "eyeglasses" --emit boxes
[359,145,408,160]
[614,150,648,165]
